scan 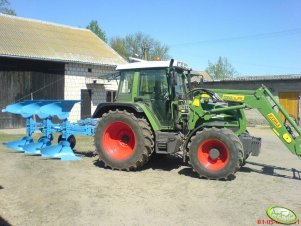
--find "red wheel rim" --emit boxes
[102,121,136,160]
[197,139,230,171]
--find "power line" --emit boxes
[170,28,301,47]
[0,75,65,109]
[15,76,65,102]
[230,60,301,71]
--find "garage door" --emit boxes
[278,92,299,122]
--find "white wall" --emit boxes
[87,84,106,114]
[64,63,116,122]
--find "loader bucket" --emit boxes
[23,137,51,155]
[40,141,81,161]
[3,136,33,152]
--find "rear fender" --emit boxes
[92,102,161,131]
[92,103,143,118]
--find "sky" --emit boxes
[10,0,301,76]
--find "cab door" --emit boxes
[139,69,171,127]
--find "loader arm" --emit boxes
[209,85,301,158]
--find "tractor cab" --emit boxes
[115,59,190,129]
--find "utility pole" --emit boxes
[142,42,149,60]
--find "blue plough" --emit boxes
[2,100,98,160]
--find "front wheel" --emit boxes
[188,128,243,180]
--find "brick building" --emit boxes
[0,14,126,128]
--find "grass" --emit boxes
[0,133,25,143]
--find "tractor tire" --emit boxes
[94,110,154,170]
[188,127,243,180]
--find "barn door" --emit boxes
[81,89,91,119]
[279,92,299,123]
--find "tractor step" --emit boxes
[155,132,182,154]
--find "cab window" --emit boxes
[139,69,168,99]
[119,71,133,94]
[173,70,186,99]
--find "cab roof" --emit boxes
[116,60,189,71]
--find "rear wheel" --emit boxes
[188,128,243,180]
[94,110,154,170]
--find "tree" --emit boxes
[0,0,16,15]
[86,20,107,42]
[206,57,238,80]
[110,32,170,61]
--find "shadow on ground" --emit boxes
[177,167,236,181]
[74,149,97,158]
[241,161,301,180]
[142,154,186,171]
[0,216,12,226]
[90,152,301,181]
[93,154,186,171]
[92,154,232,180]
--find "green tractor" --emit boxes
[92,59,301,180]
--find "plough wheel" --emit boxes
[188,128,243,180]
[58,134,76,149]
[94,110,154,170]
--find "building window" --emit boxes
[88,68,92,73]
[106,90,116,102]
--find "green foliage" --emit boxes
[206,57,238,80]
[110,37,127,59]
[110,32,170,61]
[86,20,107,42]
[0,0,16,15]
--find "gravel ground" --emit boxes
[0,127,300,226]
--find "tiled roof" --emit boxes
[191,70,213,81]
[0,13,126,66]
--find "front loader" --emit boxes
[92,59,301,180]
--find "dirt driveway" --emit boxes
[0,127,300,226]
